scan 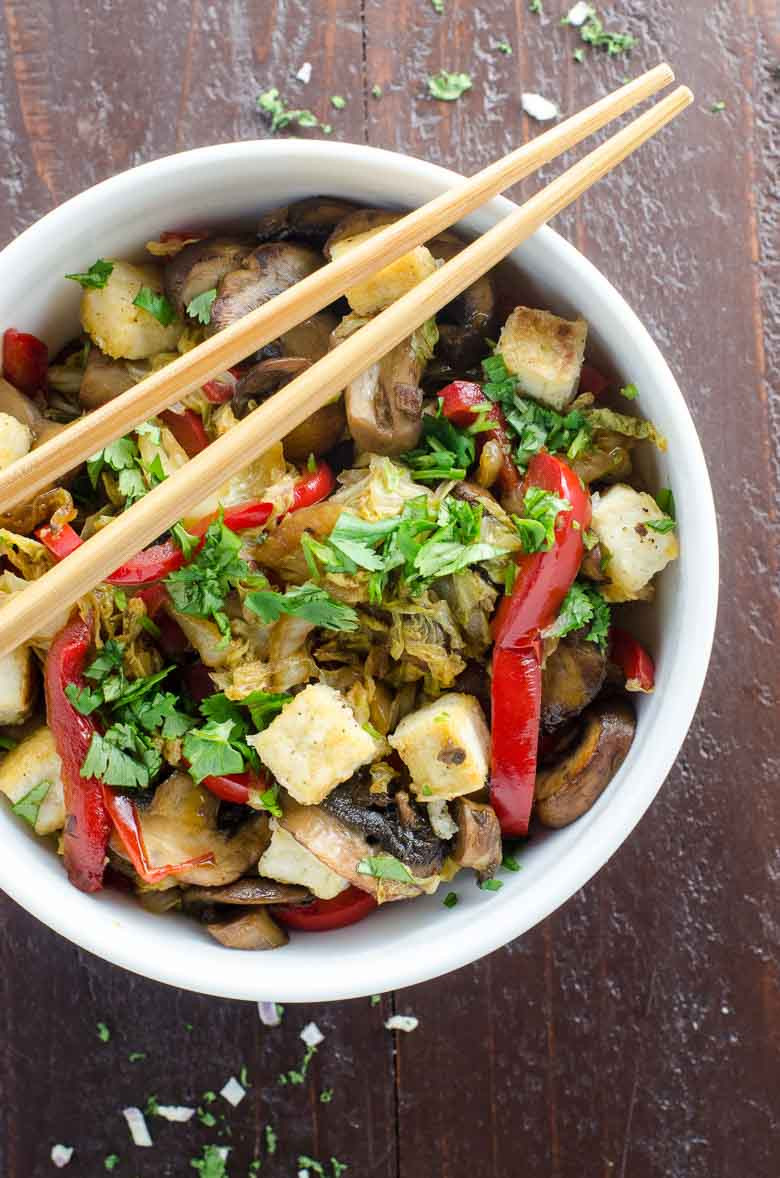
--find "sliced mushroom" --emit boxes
[535,698,636,828]
[209,243,323,334]
[110,771,270,886]
[322,778,444,875]
[183,877,310,906]
[164,236,251,316]
[342,333,424,455]
[428,232,497,368]
[323,208,401,257]
[253,501,343,583]
[79,347,137,409]
[257,196,362,245]
[233,355,345,462]
[277,311,338,363]
[451,797,502,881]
[580,543,607,582]
[280,797,422,901]
[0,376,67,446]
[570,430,633,485]
[541,633,607,732]
[206,908,288,950]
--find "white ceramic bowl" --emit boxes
[0,141,718,1002]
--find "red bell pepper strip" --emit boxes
[135,582,169,618]
[201,769,269,806]
[439,380,521,496]
[489,451,591,837]
[493,451,591,648]
[44,615,111,893]
[609,627,655,693]
[202,367,241,404]
[291,461,336,510]
[3,328,48,392]
[106,538,187,585]
[187,500,274,539]
[274,886,377,932]
[36,522,83,560]
[101,787,214,884]
[490,640,542,837]
[160,408,210,456]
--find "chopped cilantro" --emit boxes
[97,1021,111,1042]
[65,258,114,289]
[133,286,176,326]
[578,9,636,57]
[647,518,676,534]
[128,1052,146,1062]
[356,854,413,883]
[81,723,161,789]
[104,1156,120,1172]
[544,580,611,648]
[710,100,726,113]
[529,0,543,11]
[257,88,331,134]
[166,515,262,635]
[320,1087,334,1103]
[11,781,51,827]
[171,521,200,560]
[443,891,458,908]
[620,383,639,400]
[190,1145,228,1177]
[371,84,383,98]
[431,0,444,12]
[495,40,513,55]
[0,734,17,751]
[186,288,217,325]
[402,404,477,481]
[331,1161,348,1178]
[237,689,291,731]
[264,1124,277,1155]
[512,486,572,553]
[427,70,473,101]
[573,47,585,63]
[279,1042,317,1085]
[479,878,503,892]
[370,995,381,1006]
[502,854,521,872]
[183,718,246,783]
[330,95,346,109]
[299,1159,326,1177]
[481,352,591,465]
[656,488,675,519]
[245,582,359,631]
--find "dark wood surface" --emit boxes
[0,2,777,1175]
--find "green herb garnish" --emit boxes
[647,518,676,534]
[656,488,675,519]
[443,892,458,908]
[245,582,359,631]
[427,70,473,101]
[133,286,176,326]
[257,88,331,134]
[190,1144,229,1177]
[186,288,217,325]
[330,95,346,109]
[97,1022,111,1042]
[65,258,114,289]
[480,879,503,892]
[620,382,639,400]
[545,580,611,649]
[356,854,414,884]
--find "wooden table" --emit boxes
[0,3,777,1175]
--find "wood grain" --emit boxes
[0,2,777,1176]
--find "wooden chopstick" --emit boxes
[0,84,692,660]
[0,65,674,511]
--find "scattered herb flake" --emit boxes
[104,1156,120,1172]
[65,258,114,289]
[320,1088,334,1103]
[431,0,444,11]
[620,382,639,400]
[427,70,473,101]
[11,780,51,827]
[480,879,504,892]
[710,100,726,113]
[443,891,458,908]
[128,1052,146,1062]
[495,40,513,55]
[356,854,414,883]
[97,1021,111,1043]
[544,580,611,648]
[371,84,383,98]
[573,47,585,63]
[257,88,331,135]
[529,0,543,12]
[647,518,676,534]
[190,1144,229,1177]
[502,854,521,872]
[370,995,381,1006]
[133,286,176,326]
[264,1124,278,1155]
[330,95,346,109]
[656,488,675,519]
[187,288,217,325]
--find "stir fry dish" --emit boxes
[0,198,678,949]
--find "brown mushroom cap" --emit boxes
[427,232,497,368]
[323,207,401,258]
[541,633,607,732]
[183,878,311,907]
[209,242,323,335]
[232,354,346,462]
[164,237,251,316]
[206,908,288,950]
[451,797,502,881]
[79,347,137,410]
[343,336,424,456]
[535,698,636,828]
[257,196,363,245]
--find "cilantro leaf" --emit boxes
[183,719,246,783]
[84,639,125,682]
[481,352,591,466]
[356,854,414,883]
[241,690,292,731]
[190,1145,229,1178]
[124,690,195,738]
[257,88,331,134]
[165,516,258,634]
[620,382,639,400]
[65,683,104,715]
[186,288,217,325]
[251,782,283,818]
[427,70,472,101]
[402,406,477,482]
[543,581,611,649]
[133,286,176,326]
[579,10,636,57]
[65,258,114,289]
[647,518,676,534]
[81,724,161,789]
[11,781,51,827]
[245,582,359,631]
[512,486,572,553]
[656,488,675,519]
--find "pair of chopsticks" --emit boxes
[0,67,691,659]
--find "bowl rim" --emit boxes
[0,139,719,1001]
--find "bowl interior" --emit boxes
[0,142,718,1001]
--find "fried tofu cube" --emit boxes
[0,645,36,725]
[81,259,183,360]
[329,231,437,317]
[0,411,32,471]
[388,693,490,800]
[248,683,380,805]
[258,821,348,900]
[590,483,679,602]
[497,306,587,412]
[0,726,66,835]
